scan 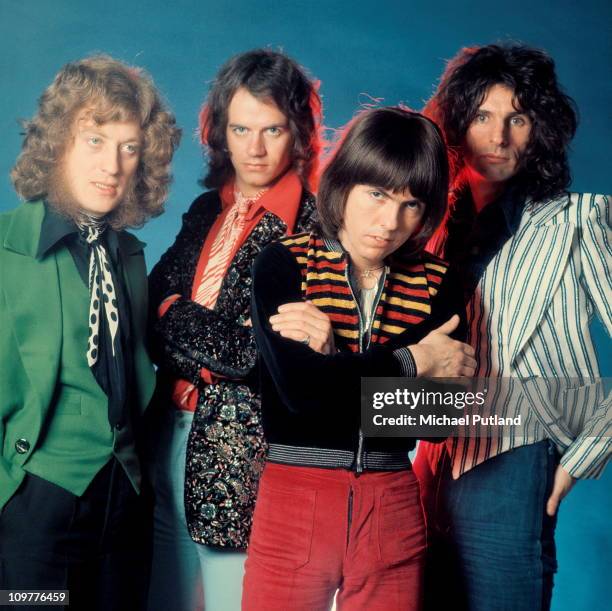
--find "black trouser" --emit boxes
[0,458,152,611]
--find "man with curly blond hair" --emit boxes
[0,55,180,609]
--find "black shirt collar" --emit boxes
[446,184,526,302]
[450,183,524,236]
[36,203,80,259]
[498,185,524,235]
[36,202,120,264]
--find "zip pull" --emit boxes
[355,429,364,474]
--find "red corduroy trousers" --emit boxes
[242,462,426,610]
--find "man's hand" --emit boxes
[409,315,476,377]
[269,301,335,355]
[546,464,576,516]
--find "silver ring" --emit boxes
[300,334,311,346]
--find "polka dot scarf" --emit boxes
[79,218,119,367]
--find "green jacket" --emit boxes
[0,201,155,509]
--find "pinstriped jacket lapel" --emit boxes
[444,192,611,480]
[504,193,575,365]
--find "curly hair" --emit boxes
[317,107,449,259]
[11,55,181,229]
[199,49,322,191]
[426,44,577,202]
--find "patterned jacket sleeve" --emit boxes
[560,194,612,478]
[154,299,257,379]
[148,192,256,380]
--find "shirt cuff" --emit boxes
[393,347,417,377]
[560,438,611,479]
[158,294,181,318]
[200,367,219,385]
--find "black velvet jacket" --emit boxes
[251,234,466,463]
[148,188,316,548]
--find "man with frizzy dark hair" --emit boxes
[415,44,611,611]
[0,55,180,609]
[147,49,321,610]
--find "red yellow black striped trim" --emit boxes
[280,233,449,351]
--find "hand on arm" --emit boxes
[409,315,476,377]
[269,300,336,355]
[252,242,402,414]
[268,270,474,377]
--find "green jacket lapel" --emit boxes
[2,201,62,419]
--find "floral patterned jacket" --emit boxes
[148,187,315,548]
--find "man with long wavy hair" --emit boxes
[0,55,180,609]
[415,44,610,611]
[147,48,320,610]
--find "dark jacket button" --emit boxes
[15,438,30,454]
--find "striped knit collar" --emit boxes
[281,231,448,350]
[321,235,411,270]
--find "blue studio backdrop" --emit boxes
[1,1,610,609]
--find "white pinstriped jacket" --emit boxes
[441,192,611,479]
